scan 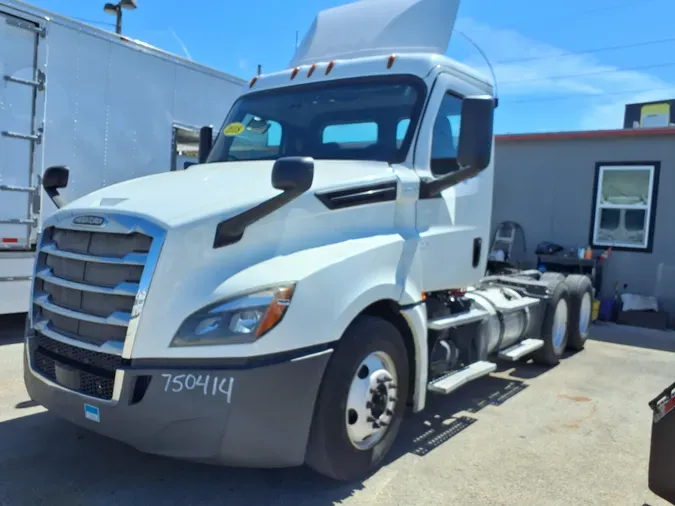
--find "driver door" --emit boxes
[412,72,494,293]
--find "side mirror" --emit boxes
[42,166,70,209]
[198,126,213,164]
[272,156,314,195]
[213,156,315,249]
[457,95,495,171]
[419,95,495,199]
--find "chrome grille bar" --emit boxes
[40,242,148,265]
[33,292,132,326]
[35,268,139,297]
[33,319,124,356]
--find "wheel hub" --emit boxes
[345,351,398,450]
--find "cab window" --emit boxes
[430,93,462,176]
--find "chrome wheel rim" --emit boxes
[552,298,569,353]
[579,292,592,336]
[345,351,398,451]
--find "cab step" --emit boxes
[428,308,488,331]
[498,338,544,361]
[494,296,540,313]
[427,361,497,395]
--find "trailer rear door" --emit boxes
[0,11,43,250]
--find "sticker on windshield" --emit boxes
[224,122,245,136]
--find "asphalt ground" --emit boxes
[1,313,673,506]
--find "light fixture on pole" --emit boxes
[103,0,137,35]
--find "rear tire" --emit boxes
[565,274,594,351]
[305,315,409,482]
[532,279,570,366]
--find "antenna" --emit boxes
[257,64,262,76]
[453,30,499,102]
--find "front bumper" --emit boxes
[24,334,332,468]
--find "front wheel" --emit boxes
[305,315,409,482]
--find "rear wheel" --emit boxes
[305,315,409,482]
[532,279,570,366]
[565,274,594,351]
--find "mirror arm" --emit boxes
[418,164,484,199]
[45,188,68,209]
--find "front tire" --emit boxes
[305,315,409,482]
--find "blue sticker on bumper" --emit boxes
[84,403,100,423]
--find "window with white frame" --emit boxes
[591,162,659,250]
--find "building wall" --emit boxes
[492,134,675,317]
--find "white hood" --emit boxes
[61,160,397,228]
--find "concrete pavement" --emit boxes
[1,315,672,506]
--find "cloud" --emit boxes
[453,18,675,130]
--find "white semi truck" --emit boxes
[0,0,245,315]
[23,0,594,482]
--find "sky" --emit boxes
[24,0,675,134]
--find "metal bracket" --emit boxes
[1,130,42,144]
[3,74,43,91]
[4,15,46,37]
[0,184,37,193]
[0,217,37,226]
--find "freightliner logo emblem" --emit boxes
[72,215,106,226]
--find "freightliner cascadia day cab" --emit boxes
[23,0,594,481]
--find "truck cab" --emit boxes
[23,0,593,482]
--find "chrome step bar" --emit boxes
[498,338,544,361]
[494,296,540,313]
[428,308,488,331]
[427,361,497,395]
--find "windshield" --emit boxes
[207,76,426,165]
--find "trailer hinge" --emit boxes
[0,217,37,226]
[1,130,42,144]
[3,71,45,91]
[4,15,46,37]
[0,184,37,193]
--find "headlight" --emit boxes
[171,284,295,347]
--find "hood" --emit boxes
[59,160,397,228]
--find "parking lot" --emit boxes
[1,313,673,506]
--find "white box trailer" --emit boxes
[0,0,245,314]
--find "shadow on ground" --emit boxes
[0,313,25,346]
[0,363,543,505]
[590,322,675,353]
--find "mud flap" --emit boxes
[648,380,675,505]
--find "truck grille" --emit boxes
[32,333,119,400]
[28,216,165,400]
[32,226,152,348]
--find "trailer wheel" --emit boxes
[565,274,594,351]
[305,315,409,482]
[532,279,570,366]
